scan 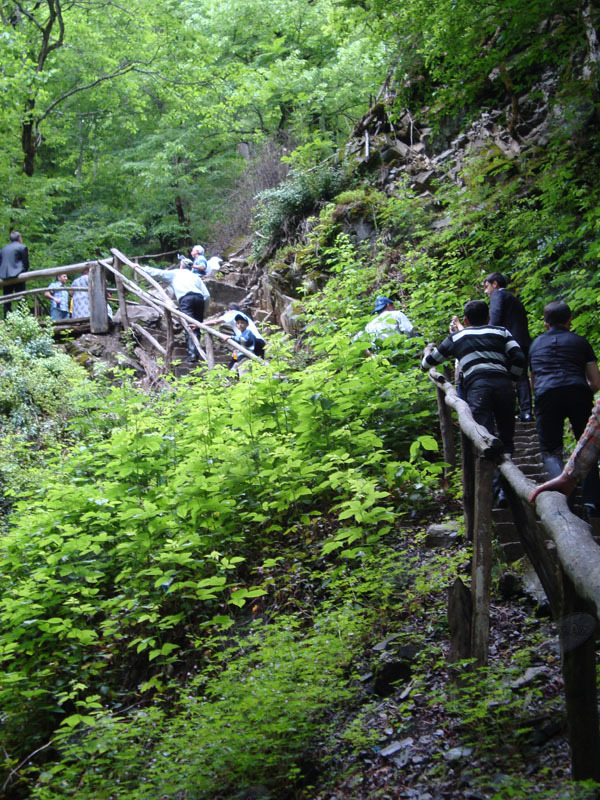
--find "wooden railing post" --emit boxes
[560,572,600,780]
[164,309,174,369]
[436,385,456,470]
[471,453,494,666]
[113,255,130,330]
[461,434,475,542]
[204,332,215,370]
[89,262,109,334]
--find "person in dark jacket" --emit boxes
[422,299,525,456]
[529,300,600,515]
[0,231,30,318]
[483,272,532,420]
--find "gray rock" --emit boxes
[444,746,473,761]
[510,666,549,690]
[425,523,459,548]
[380,737,414,757]
[113,304,161,325]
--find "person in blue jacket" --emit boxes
[227,314,256,370]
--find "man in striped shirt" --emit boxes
[421,299,526,455]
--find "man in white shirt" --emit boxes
[140,262,210,363]
[363,296,414,355]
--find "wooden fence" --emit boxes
[428,368,600,782]
[0,250,259,374]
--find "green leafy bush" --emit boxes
[32,606,368,799]
[253,164,349,256]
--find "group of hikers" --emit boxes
[0,233,265,370]
[139,246,265,367]
[416,271,600,515]
[2,230,599,506]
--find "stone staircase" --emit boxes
[493,419,547,563]
[494,418,600,562]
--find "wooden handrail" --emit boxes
[429,368,600,619]
[428,367,600,781]
[108,249,259,364]
[0,249,262,371]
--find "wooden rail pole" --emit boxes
[471,453,494,666]
[461,434,475,542]
[114,255,130,331]
[204,332,215,370]
[164,309,174,368]
[560,573,600,781]
[89,262,109,334]
[436,385,456,470]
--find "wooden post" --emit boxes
[471,453,494,666]
[448,577,472,663]
[89,262,109,334]
[113,255,130,330]
[164,309,174,369]
[462,435,475,542]
[436,386,456,470]
[560,572,600,781]
[204,331,215,370]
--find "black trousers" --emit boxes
[3,278,26,318]
[179,292,205,358]
[516,369,532,415]
[535,385,600,505]
[465,375,516,454]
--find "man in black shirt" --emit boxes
[422,299,525,455]
[484,272,532,421]
[529,300,600,512]
[0,231,30,318]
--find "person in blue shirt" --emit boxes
[227,314,256,370]
[45,273,70,320]
[191,245,208,277]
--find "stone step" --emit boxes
[500,541,525,563]
[493,521,518,544]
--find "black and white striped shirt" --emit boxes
[421,325,525,385]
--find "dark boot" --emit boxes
[185,333,198,363]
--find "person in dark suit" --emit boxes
[0,231,30,318]
[483,271,532,421]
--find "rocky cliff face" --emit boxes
[228,59,596,334]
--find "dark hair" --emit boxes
[543,300,571,327]
[9,231,21,242]
[484,271,507,288]
[464,300,489,326]
[234,314,246,323]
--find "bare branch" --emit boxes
[36,54,159,126]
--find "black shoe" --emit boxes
[519,411,532,422]
[583,503,600,520]
[185,356,198,364]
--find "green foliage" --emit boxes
[396,131,600,350]
[32,606,368,799]
[0,294,440,794]
[0,306,88,440]
[253,164,349,255]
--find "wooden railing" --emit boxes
[428,368,600,782]
[0,250,260,374]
